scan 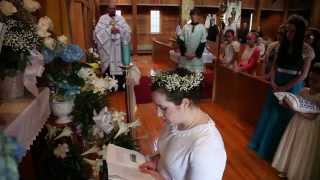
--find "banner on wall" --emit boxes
[224,0,242,29]
[181,0,194,25]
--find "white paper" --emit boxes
[106,144,154,180]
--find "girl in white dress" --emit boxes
[139,68,227,180]
[272,63,320,180]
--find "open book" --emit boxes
[106,144,154,180]
[274,92,320,113]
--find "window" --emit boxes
[116,10,121,16]
[150,10,160,33]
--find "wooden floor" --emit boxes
[109,55,281,180]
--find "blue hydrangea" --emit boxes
[58,44,84,63]
[56,80,81,98]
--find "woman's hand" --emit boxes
[140,167,166,180]
[139,160,166,180]
[185,53,195,60]
[139,161,157,171]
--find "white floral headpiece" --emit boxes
[153,71,204,92]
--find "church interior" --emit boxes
[1,0,320,180]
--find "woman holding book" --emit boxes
[249,15,315,160]
[272,63,320,180]
[139,68,227,180]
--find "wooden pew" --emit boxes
[212,64,270,125]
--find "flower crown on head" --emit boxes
[152,71,204,92]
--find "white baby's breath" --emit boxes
[0,0,17,16]
[153,72,204,92]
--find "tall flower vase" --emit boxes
[51,98,74,124]
[0,72,24,99]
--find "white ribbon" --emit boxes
[23,49,45,96]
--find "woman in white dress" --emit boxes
[139,68,227,180]
[272,63,320,180]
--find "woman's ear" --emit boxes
[180,98,191,109]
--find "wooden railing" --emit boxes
[212,64,270,125]
[152,38,174,64]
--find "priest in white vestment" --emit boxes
[94,4,131,76]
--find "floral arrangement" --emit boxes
[152,71,204,92]
[40,55,138,179]
[0,0,41,78]
[36,16,85,100]
[40,89,140,179]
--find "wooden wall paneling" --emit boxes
[283,0,288,22]
[201,0,220,7]
[136,6,179,52]
[310,0,320,28]
[242,0,255,9]
[160,0,180,5]
[133,0,138,54]
[261,0,284,11]
[288,0,311,10]
[253,0,262,29]
[70,1,86,49]
[260,11,283,40]
[193,0,202,6]
[100,0,132,5]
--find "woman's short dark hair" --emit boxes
[151,68,203,105]
[190,8,201,16]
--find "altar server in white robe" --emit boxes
[177,8,207,72]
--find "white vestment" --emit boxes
[94,14,131,75]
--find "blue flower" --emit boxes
[58,44,84,63]
[42,48,56,64]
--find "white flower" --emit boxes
[81,145,101,156]
[57,35,68,44]
[93,52,100,58]
[112,111,126,123]
[54,127,73,140]
[0,1,17,16]
[53,143,69,159]
[92,78,108,94]
[37,16,54,32]
[37,29,51,38]
[93,107,114,135]
[114,119,140,139]
[105,76,118,91]
[43,37,56,50]
[77,67,96,80]
[88,48,94,54]
[23,0,40,12]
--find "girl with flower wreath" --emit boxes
[139,68,227,180]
